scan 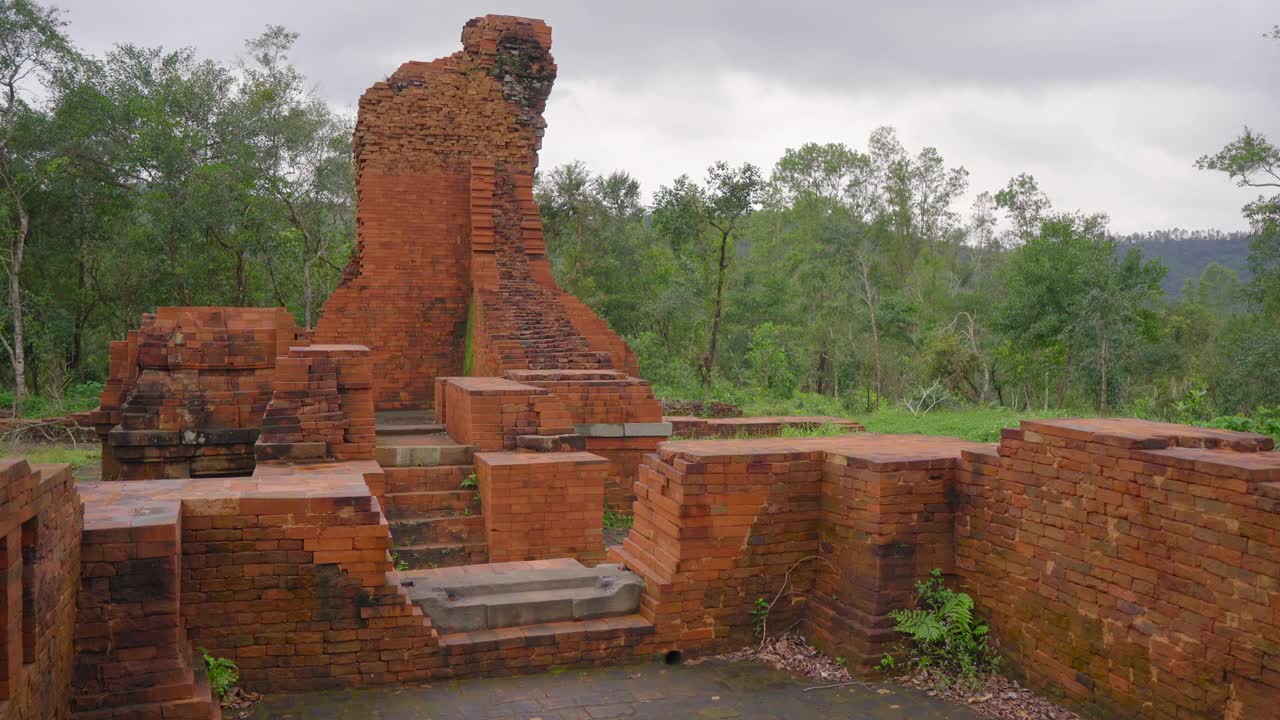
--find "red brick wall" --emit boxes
[0,460,81,720]
[955,419,1280,720]
[476,452,607,564]
[613,435,982,661]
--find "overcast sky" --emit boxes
[56,0,1278,233]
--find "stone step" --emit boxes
[392,559,644,633]
[393,541,489,569]
[435,613,655,652]
[376,433,477,467]
[382,490,480,519]
[390,514,485,546]
[383,465,476,494]
[377,423,446,436]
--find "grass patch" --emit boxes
[0,444,100,469]
[860,406,1093,443]
[778,423,851,438]
[603,510,633,532]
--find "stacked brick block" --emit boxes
[70,465,656,696]
[476,452,607,565]
[92,307,305,480]
[74,485,217,719]
[955,418,1280,720]
[809,445,961,670]
[0,460,81,720]
[256,345,376,463]
[312,15,637,409]
[434,376,573,451]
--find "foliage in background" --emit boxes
[0,2,353,414]
[0,1,1276,436]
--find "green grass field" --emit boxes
[858,406,1094,443]
[0,443,100,470]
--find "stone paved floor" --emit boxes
[249,659,983,719]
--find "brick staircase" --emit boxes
[472,169,615,373]
[380,465,489,569]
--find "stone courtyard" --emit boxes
[247,660,983,720]
[0,14,1276,720]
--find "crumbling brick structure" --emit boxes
[92,307,306,480]
[255,345,376,463]
[312,15,637,411]
[0,459,82,720]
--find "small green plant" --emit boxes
[882,569,997,689]
[199,647,239,698]
[459,472,478,489]
[463,505,472,516]
[390,552,409,571]
[750,597,771,637]
[602,510,634,532]
[835,656,847,668]
[878,653,896,673]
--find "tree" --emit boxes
[238,26,353,327]
[1198,126,1280,315]
[652,161,762,384]
[0,0,75,400]
[994,173,1052,244]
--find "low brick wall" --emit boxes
[0,460,81,720]
[477,452,607,565]
[611,434,985,662]
[955,419,1280,720]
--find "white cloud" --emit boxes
[52,0,1280,233]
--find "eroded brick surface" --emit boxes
[956,418,1280,720]
[0,460,81,720]
[92,307,306,481]
[312,16,636,411]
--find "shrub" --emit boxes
[881,569,997,687]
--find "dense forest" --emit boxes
[2,1,1278,430]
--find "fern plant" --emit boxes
[199,647,240,698]
[883,569,997,688]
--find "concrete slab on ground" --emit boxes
[248,659,983,719]
[392,559,643,632]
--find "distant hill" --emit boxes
[1114,229,1252,298]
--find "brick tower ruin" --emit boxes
[312,16,637,410]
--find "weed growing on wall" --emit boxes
[200,647,240,697]
[881,569,998,690]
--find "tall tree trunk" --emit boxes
[858,252,881,410]
[1056,345,1073,409]
[702,229,730,384]
[1100,334,1109,413]
[815,350,829,395]
[303,258,313,329]
[6,195,28,400]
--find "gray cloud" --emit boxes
[55,0,1279,232]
